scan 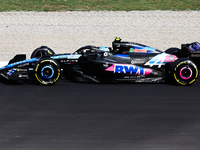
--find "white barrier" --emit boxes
[0,61,9,68]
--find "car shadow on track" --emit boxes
[0,76,38,85]
[0,75,189,87]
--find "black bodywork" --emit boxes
[0,38,199,85]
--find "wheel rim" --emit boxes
[179,67,192,80]
[41,66,54,79]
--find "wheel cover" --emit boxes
[34,60,60,85]
[41,66,54,79]
[179,67,192,80]
[173,60,198,85]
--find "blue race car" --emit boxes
[0,38,199,85]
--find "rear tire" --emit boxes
[165,47,181,57]
[34,58,60,85]
[170,58,198,85]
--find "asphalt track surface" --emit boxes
[0,78,200,150]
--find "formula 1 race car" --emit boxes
[0,38,199,85]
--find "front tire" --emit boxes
[171,58,198,85]
[34,58,61,85]
[31,46,55,58]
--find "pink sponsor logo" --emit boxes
[105,64,152,76]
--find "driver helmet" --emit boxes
[99,46,110,52]
[189,42,200,51]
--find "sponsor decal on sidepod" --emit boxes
[105,64,152,76]
[145,53,178,68]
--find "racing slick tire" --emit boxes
[170,58,198,85]
[34,58,61,85]
[31,46,55,58]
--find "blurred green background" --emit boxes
[0,0,199,11]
